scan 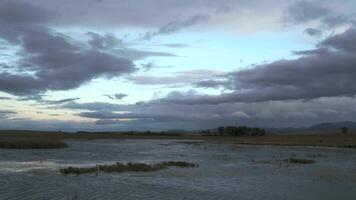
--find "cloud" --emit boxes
[304,27,323,37]
[0,1,52,28]
[284,1,331,24]
[172,28,356,104]
[0,1,138,97]
[0,96,12,100]
[2,0,356,131]
[0,1,181,98]
[232,111,250,119]
[322,14,356,28]
[60,101,134,111]
[70,96,356,129]
[86,32,124,50]
[111,48,176,60]
[104,93,128,100]
[0,110,17,119]
[284,1,356,28]
[127,70,225,85]
[77,110,222,123]
[140,15,210,40]
[139,62,174,72]
[319,28,356,52]
[159,43,189,48]
[194,79,231,89]
[42,98,80,105]
[30,0,224,28]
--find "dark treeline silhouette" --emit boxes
[201,126,266,136]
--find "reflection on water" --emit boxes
[0,139,356,199]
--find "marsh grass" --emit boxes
[338,145,356,149]
[176,141,204,145]
[284,158,316,164]
[60,161,198,175]
[0,139,68,149]
[122,132,182,136]
[254,157,316,165]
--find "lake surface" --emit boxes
[0,139,356,200]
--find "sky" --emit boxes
[1,0,356,131]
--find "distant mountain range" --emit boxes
[264,121,356,134]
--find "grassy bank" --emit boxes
[232,135,356,149]
[60,161,198,175]
[0,139,68,149]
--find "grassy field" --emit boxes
[0,130,356,149]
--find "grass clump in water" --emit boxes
[176,141,204,145]
[60,161,198,175]
[285,158,316,164]
[338,145,356,149]
[0,139,68,149]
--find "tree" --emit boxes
[341,127,348,135]
[218,126,225,136]
[215,126,266,136]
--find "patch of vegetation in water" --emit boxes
[176,141,204,145]
[213,154,230,161]
[0,139,68,149]
[305,153,323,158]
[60,161,198,175]
[284,158,316,164]
[122,131,182,136]
[253,157,316,165]
[338,145,356,149]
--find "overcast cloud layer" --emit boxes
[1,0,356,131]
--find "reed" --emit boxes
[60,161,198,175]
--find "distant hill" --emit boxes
[307,121,356,131]
[264,121,356,134]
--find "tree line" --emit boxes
[201,126,266,136]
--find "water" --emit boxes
[0,139,356,199]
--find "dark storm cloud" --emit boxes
[319,28,356,52]
[141,15,210,40]
[0,1,181,98]
[172,28,356,105]
[0,1,149,97]
[72,96,356,128]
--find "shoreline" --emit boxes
[1,131,356,149]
